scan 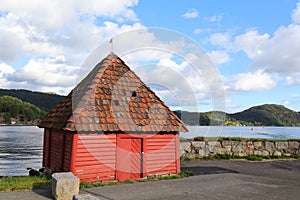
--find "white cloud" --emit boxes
[0,0,141,62]
[207,32,232,49]
[133,57,216,110]
[0,57,79,95]
[182,8,199,19]
[234,30,269,58]
[193,28,212,35]
[208,51,230,65]
[0,63,15,87]
[10,56,79,87]
[281,100,292,107]
[292,1,300,24]
[206,15,223,23]
[249,25,300,76]
[0,0,143,94]
[286,76,300,86]
[229,70,276,92]
[211,5,300,88]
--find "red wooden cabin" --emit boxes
[38,53,187,182]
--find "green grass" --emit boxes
[0,176,51,192]
[158,171,195,180]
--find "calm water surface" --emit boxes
[0,126,43,177]
[181,126,300,139]
[0,126,299,176]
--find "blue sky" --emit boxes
[0,0,300,113]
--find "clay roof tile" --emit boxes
[38,53,188,133]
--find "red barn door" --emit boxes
[116,137,143,181]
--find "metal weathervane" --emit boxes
[109,38,113,52]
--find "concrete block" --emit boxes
[52,172,80,200]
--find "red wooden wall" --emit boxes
[42,129,73,172]
[97,133,179,181]
[43,130,180,182]
[71,134,117,182]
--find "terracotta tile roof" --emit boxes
[38,53,188,133]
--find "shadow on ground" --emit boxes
[32,184,53,199]
[181,166,238,175]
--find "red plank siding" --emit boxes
[49,131,64,171]
[145,134,178,176]
[42,129,50,167]
[73,134,116,182]
[63,133,73,171]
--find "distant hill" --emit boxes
[174,104,300,126]
[230,104,300,126]
[0,96,47,125]
[0,89,64,112]
[0,89,299,126]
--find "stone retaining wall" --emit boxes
[180,140,300,159]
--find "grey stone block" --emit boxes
[180,142,191,156]
[232,142,247,156]
[288,141,299,150]
[191,141,206,149]
[207,141,221,147]
[275,142,288,150]
[253,142,263,150]
[198,149,206,157]
[52,172,80,200]
[265,142,275,154]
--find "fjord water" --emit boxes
[0,126,43,177]
[0,126,299,176]
[181,126,300,139]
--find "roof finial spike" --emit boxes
[109,38,114,53]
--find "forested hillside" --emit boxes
[174,104,300,126]
[0,96,47,124]
[230,104,300,126]
[0,89,64,111]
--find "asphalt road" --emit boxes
[1,159,300,200]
